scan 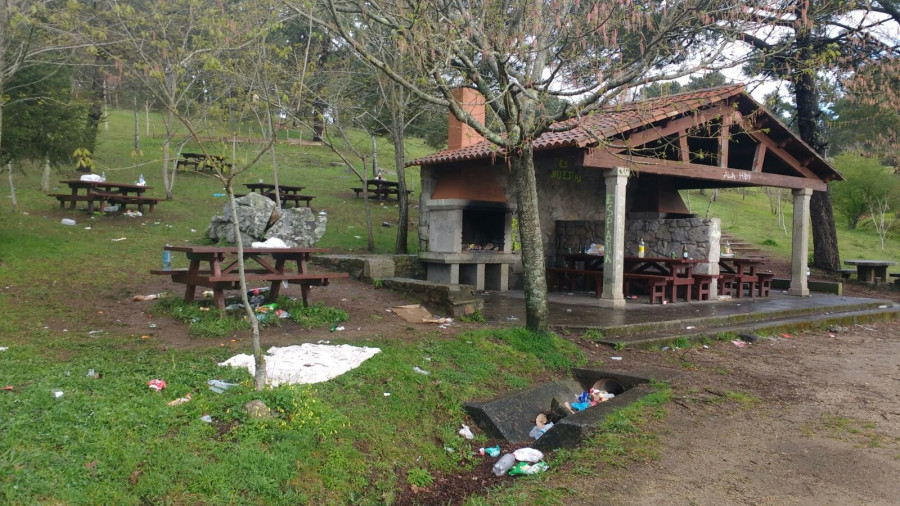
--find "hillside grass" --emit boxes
[0,109,897,503]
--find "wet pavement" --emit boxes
[478,289,897,340]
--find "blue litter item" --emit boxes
[213,193,226,197]
[208,380,239,393]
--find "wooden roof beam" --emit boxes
[609,103,736,153]
[583,150,826,191]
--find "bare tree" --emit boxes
[295,0,747,331]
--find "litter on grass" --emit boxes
[167,394,192,406]
[147,379,167,391]
[0,347,7,352]
[219,344,380,386]
[390,304,452,324]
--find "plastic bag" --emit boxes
[513,448,543,462]
[509,461,549,476]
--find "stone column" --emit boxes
[600,167,629,308]
[789,188,813,296]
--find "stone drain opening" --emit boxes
[463,367,680,451]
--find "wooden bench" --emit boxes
[91,192,162,213]
[624,273,670,304]
[547,267,602,297]
[756,272,775,297]
[150,269,348,308]
[692,274,720,301]
[890,273,900,285]
[838,268,856,280]
[49,193,96,209]
[351,187,413,199]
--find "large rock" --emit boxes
[264,208,328,247]
[206,193,327,247]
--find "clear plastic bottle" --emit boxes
[162,245,172,270]
[492,453,516,476]
[638,238,645,258]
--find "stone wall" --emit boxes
[625,217,721,277]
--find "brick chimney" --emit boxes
[448,87,485,151]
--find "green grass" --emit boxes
[2,107,899,503]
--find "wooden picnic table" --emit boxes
[244,182,306,195]
[150,245,348,310]
[51,179,159,213]
[844,259,898,283]
[351,179,412,201]
[177,152,231,173]
[624,256,701,303]
[547,252,605,295]
[243,182,314,208]
[719,257,773,298]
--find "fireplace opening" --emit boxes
[462,208,505,251]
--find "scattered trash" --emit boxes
[2,386,13,391]
[86,369,100,379]
[731,340,748,348]
[123,210,142,217]
[781,333,793,339]
[458,424,474,440]
[513,448,544,462]
[60,218,76,226]
[685,326,695,330]
[251,237,289,248]
[0,347,7,352]
[111,237,127,242]
[391,305,452,324]
[878,304,888,309]
[739,333,759,344]
[444,447,455,453]
[492,453,517,476]
[147,379,167,391]
[213,193,226,197]
[529,413,554,440]
[132,293,164,302]
[383,392,391,397]
[702,344,709,349]
[661,346,670,351]
[610,356,622,361]
[220,344,381,386]
[167,393,192,406]
[208,380,239,393]
[329,324,345,332]
[413,366,430,375]
[200,415,213,423]
[480,446,500,457]
[509,461,549,476]
[507,315,518,321]
[381,221,391,227]
[148,323,158,329]
[52,389,64,398]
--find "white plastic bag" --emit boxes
[513,447,544,462]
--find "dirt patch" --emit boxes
[67,268,900,504]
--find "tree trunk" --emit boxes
[794,69,841,271]
[163,109,175,200]
[511,145,549,332]
[41,156,51,193]
[133,97,140,152]
[393,106,409,254]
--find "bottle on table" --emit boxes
[681,245,688,259]
[638,238,645,258]
[162,245,172,270]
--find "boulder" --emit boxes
[206,193,327,247]
[263,208,328,247]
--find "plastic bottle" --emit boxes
[492,453,516,476]
[138,173,146,186]
[638,238,645,258]
[162,245,172,270]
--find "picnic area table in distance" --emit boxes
[351,179,412,200]
[624,256,701,303]
[243,182,314,208]
[50,179,160,213]
[177,152,232,172]
[150,245,348,309]
[844,259,898,283]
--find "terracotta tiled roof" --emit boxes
[409,84,747,166]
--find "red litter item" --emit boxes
[2,385,13,391]
[147,379,167,391]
